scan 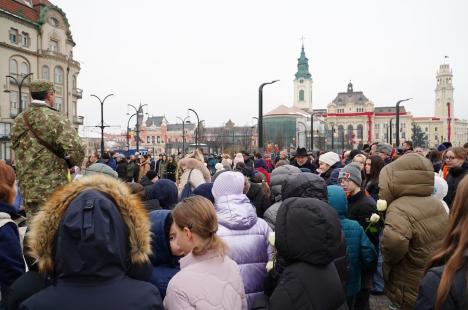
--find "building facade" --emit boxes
[0,0,83,160]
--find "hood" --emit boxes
[178,158,211,182]
[281,173,328,202]
[327,185,348,218]
[379,153,434,204]
[433,173,448,200]
[144,179,178,209]
[212,171,244,201]
[215,194,257,230]
[149,210,179,267]
[193,182,215,203]
[270,165,302,201]
[276,197,342,265]
[27,175,151,276]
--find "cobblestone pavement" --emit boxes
[369,294,392,310]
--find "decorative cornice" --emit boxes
[0,42,38,56]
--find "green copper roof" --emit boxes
[295,45,312,80]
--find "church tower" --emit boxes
[434,63,454,119]
[293,45,313,111]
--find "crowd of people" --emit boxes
[1,80,467,310]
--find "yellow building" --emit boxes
[0,0,83,160]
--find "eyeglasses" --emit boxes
[445,157,455,161]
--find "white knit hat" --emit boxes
[215,163,224,173]
[233,153,244,166]
[212,171,244,201]
[319,152,340,167]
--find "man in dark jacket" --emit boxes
[266,197,348,309]
[291,147,316,172]
[115,154,128,181]
[19,176,163,310]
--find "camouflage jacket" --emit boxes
[11,101,85,207]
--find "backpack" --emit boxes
[179,169,194,200]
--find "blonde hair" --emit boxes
[172,196,228,256]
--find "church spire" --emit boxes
[295,44,312,79]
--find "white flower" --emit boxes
[266,261,274,272]
[268,232,275,247]
[377,200,388,212]
[370,213,380,223]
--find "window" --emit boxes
[21,32,29,47]
[425,127,428,132]
[55,97,63,111]
[54,66,63,84]
[9,28,18,44]
[48,40,59,52]
[9,59,18,75]
[402,132,406,139]
[299,90,304,101]
[435,127,438,132]
[147,136,150,143]
[49,17,59,27]
[20,62,29,76]
[21,92,28,110]
[151,136,155,144]
[72,75,77,89]
[10,92,18,116]
[0,123,11,137]
[42,66,50,80]
[157,136,161,143]
[357,124,363,139]
[375,133,379,139]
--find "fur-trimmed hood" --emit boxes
[27,175,152,276]
[177,157,211,182]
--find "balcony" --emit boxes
[73,115,84,125]
[72,88,83,98]
[7,73,31,87]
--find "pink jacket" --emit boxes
[164,250,247,310]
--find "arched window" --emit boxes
[72,75,77,88]
[20,62,29,76]
[54,66,63,84]
[347,125,354,142]
[42,66,50,80]
[357,124,363,139]
[338,125,345,141]
[299,89,305,101]
[9,59,17,75]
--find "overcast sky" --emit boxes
[53,0,468,133]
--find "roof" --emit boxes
[145,116,167,127]
[167,123,196,131]
[265,105,310,117]
[0,0,40,21]
[374,106,407,113]
[331,82,369,106]
[295,45,312,79]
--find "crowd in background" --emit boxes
[1,140,468,310]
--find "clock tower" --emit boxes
[293,45,313,112]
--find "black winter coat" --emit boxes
[347,190,379,250]
[414,263,468,310]
[247,182,271,218]
[267,197,348,310]
[444,161,468,208]
[115,161,128,181]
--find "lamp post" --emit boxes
[6,72,33,115]
[188,108,199,150]
[395,98,412,147]
[91,93,114,156]
[177,116,190,156]
[330,124,335,151]
[298,121,308,149]
[128,103,148,153]
[258,80,279,153]
[310,113,315,151]
[126,112,137,151]
[388,118,394,146]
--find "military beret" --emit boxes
[30,80,54,93]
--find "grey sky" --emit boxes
[53,0,468,133]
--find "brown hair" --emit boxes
[446,147,466,160]
[425,174,468,310]
[0,161,16,204]
[172,196,228,256]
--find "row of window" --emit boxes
[144,136,194,144]
[9,59,68,86]
[334,108,366,113]
[8,91,63,116]
[9,28,30,47]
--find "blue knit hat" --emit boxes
[437,144,447,152]
[193,182,215,204]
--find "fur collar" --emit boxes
[27,175,151,274]
[178,157,211,182]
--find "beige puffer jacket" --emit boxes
[379,153,449,309]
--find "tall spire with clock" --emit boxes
[293,42,313,112]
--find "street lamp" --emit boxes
[177,116,190,156]
[91,93,114,156]
[310,113,315,151]
[128,103,148,153]
[298,121,308,149]
[126,112,137,151]
[258,80,279,153]
[6,72,33,115]
[388,118,394,146]
[395,98,412,147]
[330,123,335,151]
[188,108,199,150]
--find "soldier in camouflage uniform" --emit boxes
[11,80,85,218]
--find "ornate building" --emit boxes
[0,0,83,160]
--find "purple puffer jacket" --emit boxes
[215,194,273,309]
